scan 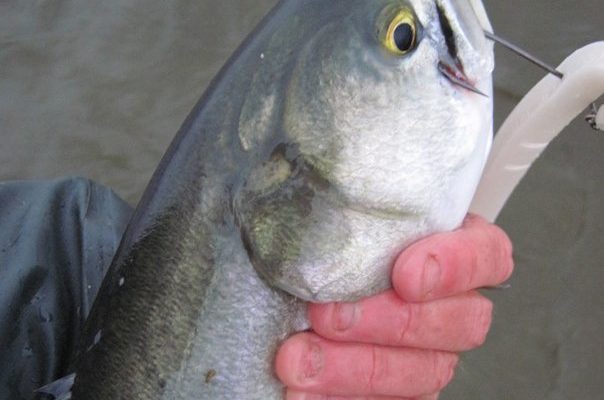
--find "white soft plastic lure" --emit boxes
[471,42,604,221]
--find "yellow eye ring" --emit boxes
[378,7,419,56]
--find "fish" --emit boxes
[42,0,495,399]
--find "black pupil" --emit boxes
[393,23,414,52]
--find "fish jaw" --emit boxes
[234,0,494,302]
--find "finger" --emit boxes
[393,214,513,302]
[275,333,457,398]
[309,290,492,352]
[285,389,439,399]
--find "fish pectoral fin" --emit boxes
[35,373,75,400]
[235,147,320,286]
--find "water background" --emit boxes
[1,1,603,398]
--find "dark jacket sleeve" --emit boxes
[0,178,132,400]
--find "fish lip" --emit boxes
[437,60,487,97]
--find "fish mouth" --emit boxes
[438,60,486,96]
[435,2,487,97]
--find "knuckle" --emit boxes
[367,346,411,396]
[367,346,383,393]
[395,304,415,346]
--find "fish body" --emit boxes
[67,1,494,398]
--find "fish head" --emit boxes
[235,0,494,302]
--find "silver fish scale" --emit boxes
[68,0,493,398]
[161,233,306,399]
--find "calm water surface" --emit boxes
[1,1,603,398]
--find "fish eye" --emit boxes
[378,7,420,56]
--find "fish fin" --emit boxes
[36,373,75,400]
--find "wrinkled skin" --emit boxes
[277,214,514,399]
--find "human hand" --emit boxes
[275,214,514,399]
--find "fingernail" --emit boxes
[421,255,441,298]
[301,341,323,380]
[332,302,358,331]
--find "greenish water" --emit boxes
[1,1,603,398]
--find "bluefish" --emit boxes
[42,0,495,399]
